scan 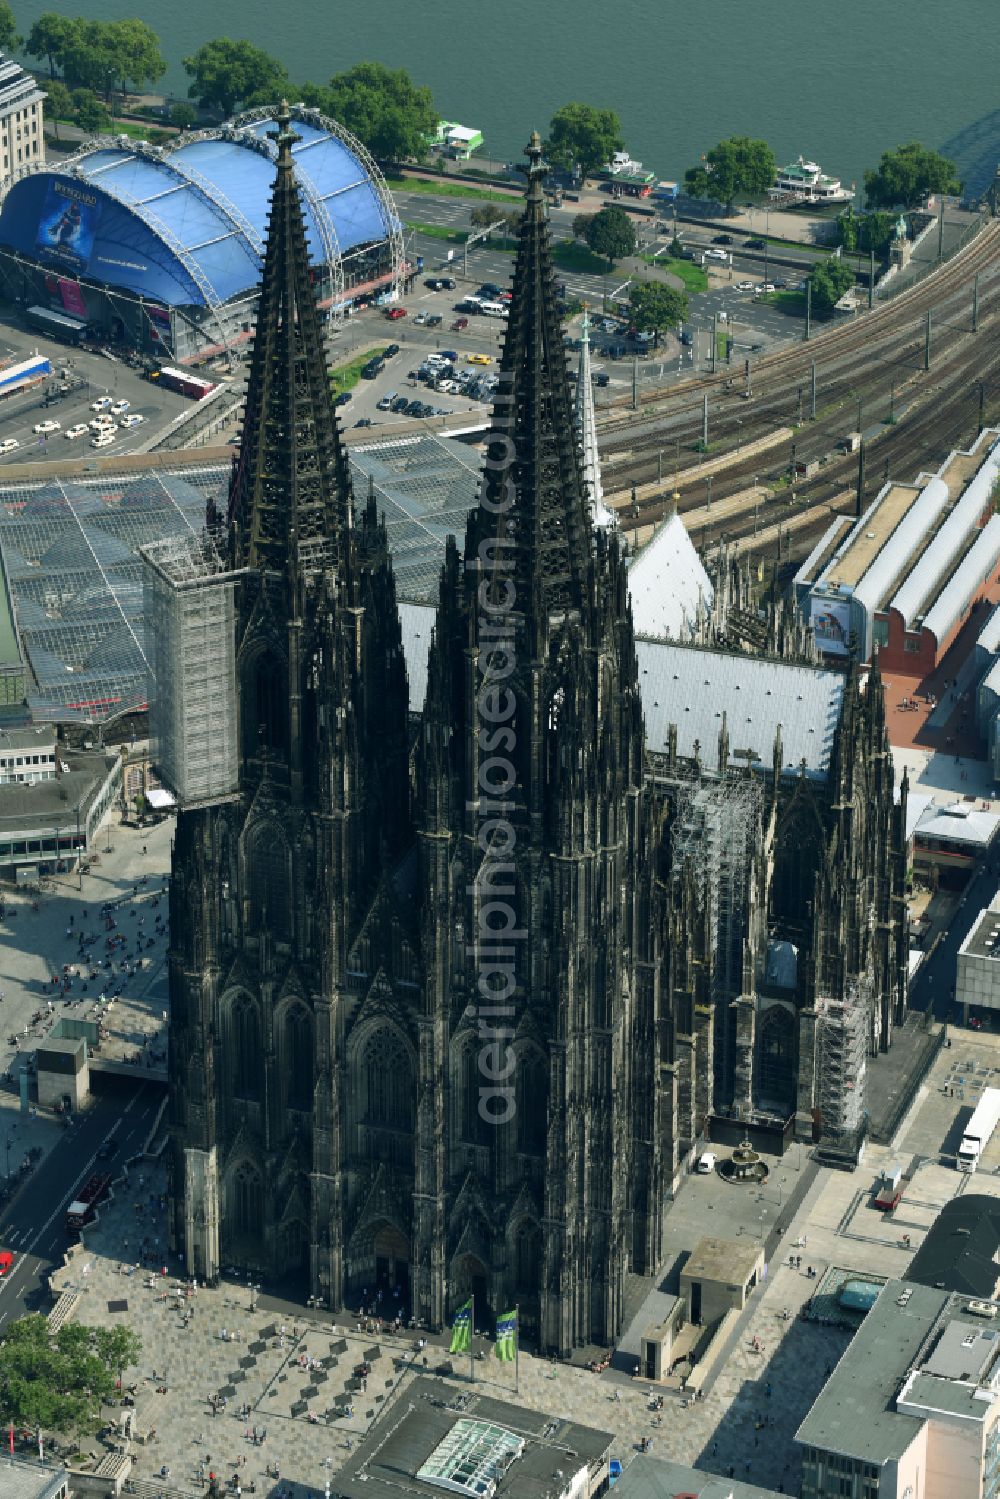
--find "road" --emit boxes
[0,316,194,468]
[0,1077,164,1325]
[909,858,1000,1023]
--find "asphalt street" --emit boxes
[0,1076,163,1324]
[910,855,1000,1022]
[0,317,194,468]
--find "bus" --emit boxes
[25,305,88,346]
[66,1172,112,1232]
[150,366,215,400]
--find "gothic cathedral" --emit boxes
[167,111,907,1356]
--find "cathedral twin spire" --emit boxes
[228,100,352,583]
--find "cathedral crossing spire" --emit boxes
[228,100,352,582]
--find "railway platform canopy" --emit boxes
[0,432,486,727]
[794,427,1000,673]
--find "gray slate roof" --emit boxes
[398,605,845,781]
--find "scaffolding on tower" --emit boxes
[669,769,763,1103]
[816,972,873,1167]
[140,530,241,808]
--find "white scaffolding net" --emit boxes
[817,973,872,1157]
[141,532,238,807]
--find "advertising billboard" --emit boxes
[811,596,852,655]
[34,180,100,274]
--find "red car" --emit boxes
[0,1251,14,1275]
[451,317,469,331]
[385,307,407,320]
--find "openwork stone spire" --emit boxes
[229,100,352,580]
[469,131,594,625]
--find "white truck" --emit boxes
[957,1087,1000,1172]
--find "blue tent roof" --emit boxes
[0,108,396,309]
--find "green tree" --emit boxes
[107,19,165,97]
[169,101,197,132]
[44,79,73,139]
[72,88,111,136]
[585,204,636,269]
[183,38,289,118]
[684,136,776,209]
[0,1315,141,1432]
[295,81,334,114]
[839,206,896,257]
[469,204,507,229]
[326,62,437,162]
[808,256,856,315]
[544,102,624,179]
[0,2,19,53]
[25,13,81,79]
[628,281,688,347]
[864,142,960,208]
[571,212,594,241]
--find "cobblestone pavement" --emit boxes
[0,814,173,1089]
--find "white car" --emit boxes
[89,416,114,432]
[736,280,755,292]
[64,424,88,439]
[33,419,60,435]
[756,282,777,295]
[413,311,428,325]
[110,399,130,415]
[90,431,116,449]
[0,437,18,455]
[437,379,459,395]
[702,247,729,263]
[118,413,145,429]
[90,396,112,411]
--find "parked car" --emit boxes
[592,371,610,387]
[451,317,469,331]
[110,399,129,415]
[413,311,428,325]
[64,423,88,439]
[0,1250,13,1275]
[385,307,407,320]
[376,393,397,411]
[335,391,352,406]
[90,396,112,411]
[90,431,115,449]
[426,314,443,327]
[438,351,458,362]
[735,280,755,292]
[33,419,60,434]
[0,438,18,455]
[354,417,373,428]
[119,413,145,429]
[383,342,400,358]
[466,353,492,366]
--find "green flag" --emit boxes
[449,1298,473,1354]
[495,1308,517,1362]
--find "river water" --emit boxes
[13,0,1000,196]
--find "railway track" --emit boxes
[597,219,1000,562]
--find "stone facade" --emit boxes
[167,118,908,1355]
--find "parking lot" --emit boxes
[0,317,196,468]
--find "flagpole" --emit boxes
[514,1303,519,1394]
[470,1291,475,1385]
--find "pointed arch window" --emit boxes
[231,994,261,1100]
[247,823,291,944]
[363,1029,414,1132]
[283,1003,313,1109]
[516,1049,547,1155]
[231,1162,262,1237]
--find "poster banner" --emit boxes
[58,279,86,317]
[811,597,852,655]
[35,180,100,274]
